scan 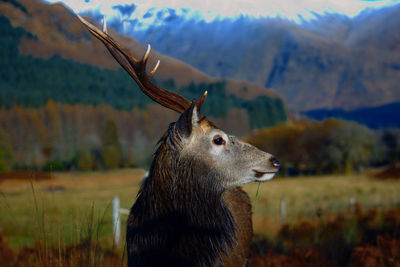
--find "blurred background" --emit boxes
[0,0,399,265]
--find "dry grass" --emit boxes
[0,169,146,250]
[243,174,400,239]
[0,170,399,250]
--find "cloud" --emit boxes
[45,0,398,21]
[112,4,136,18]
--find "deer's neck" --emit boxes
[127,146,236,266]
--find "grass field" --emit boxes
[0,169,399,251]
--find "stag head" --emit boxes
[170,101,279,189]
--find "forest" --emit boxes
[0,100,399,174]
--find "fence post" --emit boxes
[112,196,121,246]
[350,197,356,214]
[280,198,287,223]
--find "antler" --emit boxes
[77,15,203,113]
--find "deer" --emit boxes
[77,15,280,267]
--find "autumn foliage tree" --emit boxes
[0,101,179,170]
[101,119,122,169]
[246,119,374,175]
[326,121,374,173]
[0,130,13,172]
[76,150,94,171]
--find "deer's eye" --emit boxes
[213,135,226,146]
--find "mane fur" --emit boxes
[126,122,237,267]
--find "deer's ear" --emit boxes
[175,101,200,138]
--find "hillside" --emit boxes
[0,0,281,99]
[106,4,400,112]
[0,0,287,129]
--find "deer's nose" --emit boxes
[270,157,280,169]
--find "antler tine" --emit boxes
[102,16,107,33]
[143,44,151,64]
[78,15,138,66]
[197,91,208,109]
[148,60,160,79]
[77,15,192,113]
[137,44,151,78]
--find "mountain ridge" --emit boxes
[304,102,400,129]
[100,3,400,112]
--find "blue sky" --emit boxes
[45,0,399,22]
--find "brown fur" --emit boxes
[222,187,253,267]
